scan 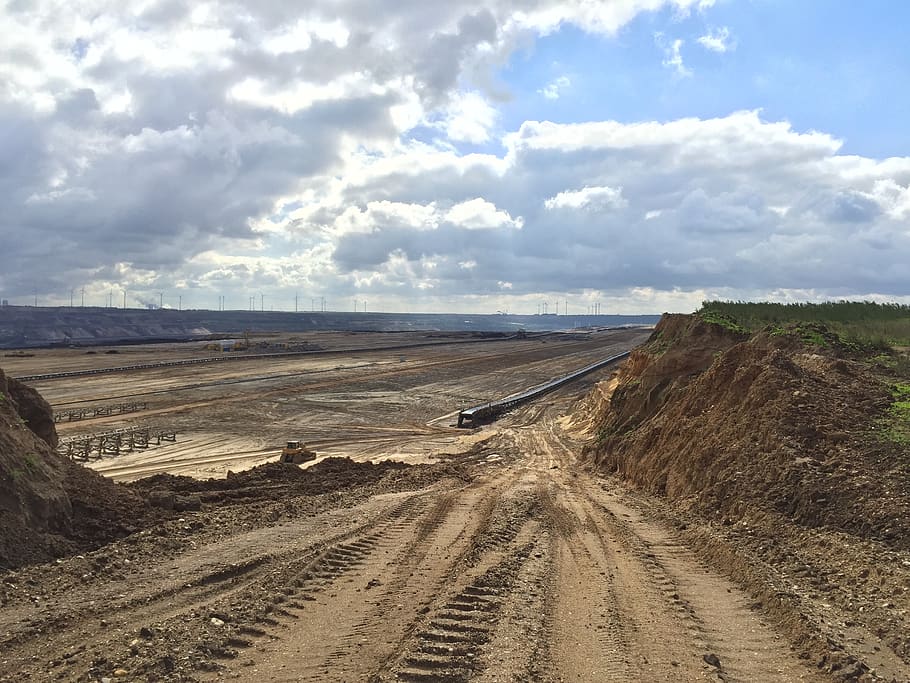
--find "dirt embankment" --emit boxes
[584,313,910,545]
[0,369,161,570]
[582,314,910,674]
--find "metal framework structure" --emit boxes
[457,351,630,428]
[53,401,148,423]
[59,426,177,461]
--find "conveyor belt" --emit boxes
[457,351,630,427]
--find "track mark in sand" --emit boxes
[473,534,553,683]
[205,482,512,682]
[166,496,430,678]
[303,475,526,681]
[543,489,638,682]
[388,544,536,682]
[593,490,828,683]
[317,493,487,678]
[463,491,539,564]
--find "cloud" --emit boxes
[445,198,524,230]
[538,75,571,100]
[509,0,713,36]
[312,111,910,307]
[2,1,909,313]
[437,91,499,144]
[697,26,734,53]
[656,33,692,77]
[544,185,627,211]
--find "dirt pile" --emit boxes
[0,368,158,570]
[583,314,910,547]
[129,456,458,508]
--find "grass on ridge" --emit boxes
[697,300,910,350]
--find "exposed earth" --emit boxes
[0,323,908,682]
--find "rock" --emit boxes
[174,494,202,512]
[139,626,155,639]
[210,617,225,627]
[147,490,176,510]
[113,669,129,677]
[703,653,722,668]
[6,376,58,448]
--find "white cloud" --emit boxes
[229,73,385,115]
[3,1,909,314]
[263,19,349,55]
[697,26,734,53]
[656,33,692,77]
[507,111,842,159]
[538,75,571,100]
[508,0,714,37]
[544,185,627,211]
[329,201,441,236]
[445,198,524,230]
[315,111,910,308]
[439,91,499,144]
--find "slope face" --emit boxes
[584,314,910,547]
[0,369,153,569]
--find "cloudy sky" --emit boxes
[2,0,909,314]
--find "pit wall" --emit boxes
[581,314,906,547]
[0,368,156,569]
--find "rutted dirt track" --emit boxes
[0,397,838,681]
[3,327,905,682]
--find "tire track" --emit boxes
[0,492,427,673]
[590,490,830,682]
[202,464,522,681]
[386,542,538,682]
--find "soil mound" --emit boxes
[129,456,422,506]
[583,314,910,547]
[0,368,157,570]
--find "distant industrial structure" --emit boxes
[0,306,660,349]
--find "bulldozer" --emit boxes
[280,440,316,464]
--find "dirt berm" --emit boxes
[0,368,160,570]
[581,314,910,674]
[584,313,910,545]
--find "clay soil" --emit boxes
[0,327,907,682]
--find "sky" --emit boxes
[2,0,909,314]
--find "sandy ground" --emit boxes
[26,329,644,480]
[1,328,903,681]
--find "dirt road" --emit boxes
[4,327,900,682]
[0,387,837,682]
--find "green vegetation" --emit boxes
[698,301,910,350]
[695,308,748,335]
[875,383,910,445]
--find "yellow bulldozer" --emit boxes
[280,440,316,464]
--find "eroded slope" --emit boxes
[582,313,910,674]
[0,368,157,569]
[585,314,909,544]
